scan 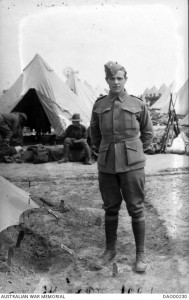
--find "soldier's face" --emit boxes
[72,121,80,126]
[106,70,127,94]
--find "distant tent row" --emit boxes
[150,79,188,116]
[145,83,168,98]
[0,54,95,135]
[148,85,159,96]
[141,85,163,101]
[142,81,179,103]
[158,83,168,95]
[142,79,188,117]
[149,80,177,111]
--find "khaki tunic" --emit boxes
[0,113,23,140]
[64,124,87,140]
[90,90,153,174]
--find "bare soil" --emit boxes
[0,153,189,294]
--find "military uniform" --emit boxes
[91,90,153,173]
[91,89,153,216]
[64,123,87,141]
[0,112,27,144]
[60,113,92,165]
[90,61,153,272]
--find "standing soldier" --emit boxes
[90,61,153,272]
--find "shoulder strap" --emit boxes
[130,95,143,102]
[95,95,107,102]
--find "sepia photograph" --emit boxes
[0,0,188,296]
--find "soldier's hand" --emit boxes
[73,139,81,143]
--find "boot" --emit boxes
[94,215,118,269]
[83,159,92,165]
[58,157,69,163]
[132,218,147,272]
[83,144,93,165]
[134,252,147,272]
[58,144,69,163]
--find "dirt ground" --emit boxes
[0,152,189,294]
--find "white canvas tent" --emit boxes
[160,79,188,116]
[66,72,96,118]
[95,85,108,98]
[0,176,39,233]
[142,84,168,102]
[0,54,90,134]
[150,80,178,112]
[141,88,150,102]
[83,81,99,100]
[150,89,172,111]
[158,83,168,95]
[180,114,189,126]
[149,85,159,96]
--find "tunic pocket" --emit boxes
[125,139,145,165]
[121,106,142,129]
[94,107,112,131]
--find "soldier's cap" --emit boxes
[104,61,127,79]
[69,113,82,122]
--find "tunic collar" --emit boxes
[108,89,128,102]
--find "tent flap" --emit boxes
[0,175,39,233]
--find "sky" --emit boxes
[0,0,188,96]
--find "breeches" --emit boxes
[98,168,145,219]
